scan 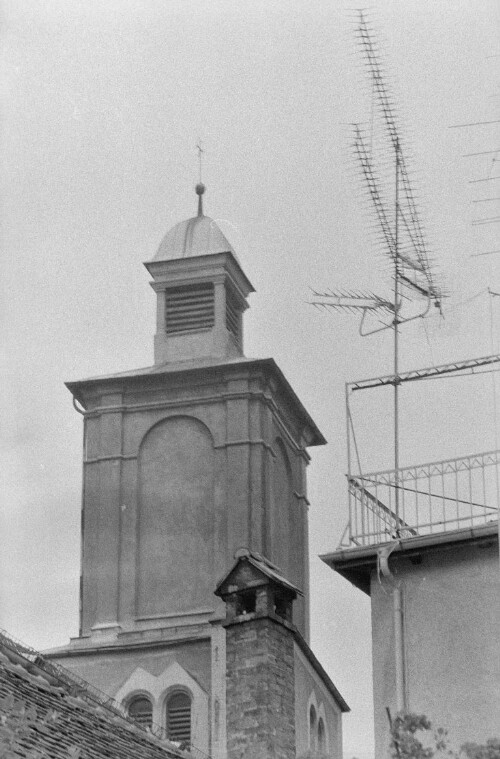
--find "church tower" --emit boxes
[47,187,347,757]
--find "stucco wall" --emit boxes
[79,364,313,641]
[53,640,211,700]
[137,416,215,618]
[271,433,309,634]
[294,643,343,759]
[51,640,211,753]
[371,538,500,757]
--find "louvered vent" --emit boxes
[166,283,214,334]
[128,696,153,728]
[225,286,241,345]
[166,691,191,744]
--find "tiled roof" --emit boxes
[0,632,184,759]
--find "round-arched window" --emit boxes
[309,704,317,749]
[318,717,326,752]
[166,691,191,744]
[128,696,153,729]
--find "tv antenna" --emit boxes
[310,10,444,526]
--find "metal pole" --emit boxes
[394,586,406,712]
[393,139,407,714]
[394,138,401,528]
[346,383,353,542]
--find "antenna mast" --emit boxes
[394,137,401,519]
[311,11,443,529]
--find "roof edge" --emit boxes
[144,249,255,295]
[214,549,303,598]
[320,521,499,595]
[293,630,350,713]
[65,356,326,447]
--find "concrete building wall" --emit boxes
[294,644,343,759]
[371,539,500,757]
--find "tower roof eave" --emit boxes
[65,356,326,447]
[143,249,255,298]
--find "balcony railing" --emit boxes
[341,449,500,548]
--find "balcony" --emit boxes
[340,449,500,548]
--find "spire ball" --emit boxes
[195,183,205,216]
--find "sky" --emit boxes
[1,2,499,757]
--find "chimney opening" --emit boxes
[236,589,256,616]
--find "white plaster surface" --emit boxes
[371,540,500,758]
[294,643,343,759]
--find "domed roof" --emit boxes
[154,214,236,262]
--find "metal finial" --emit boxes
[195,182,206,216]
[196,140,205,216]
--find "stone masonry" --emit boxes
[225,613,296,759]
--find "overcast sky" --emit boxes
[1,2,499,757]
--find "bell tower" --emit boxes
[47,187,337,757]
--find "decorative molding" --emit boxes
[82,391,310,461]
[213,438,274,453]
[84,454,137,464]
[210,625,227,759]
[136,608,215,623]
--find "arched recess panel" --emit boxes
[137,416,215,617]
[272,437,293,577]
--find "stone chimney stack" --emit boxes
[215,549,300,759]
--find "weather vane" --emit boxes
[195,140,206,216]
[196,140,204,184]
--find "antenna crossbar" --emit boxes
[349,353,500,392]
[310,290,394,313]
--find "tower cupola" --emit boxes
[144,186,254,365]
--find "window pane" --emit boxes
[167,691,191,744]
[128,696,153,729]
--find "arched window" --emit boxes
[166,691,191,744]
[128,696,153,729]
[309,704,317,750]
[318,717,326,753]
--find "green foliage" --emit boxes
[389,712,500,759]
[461,740,500,759]
[0,695,81,759]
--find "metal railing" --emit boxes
[0,629,211,759]
[341,449,500,547]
